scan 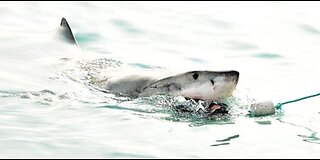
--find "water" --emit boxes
[1,2,320,158]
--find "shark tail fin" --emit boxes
[59,17,77,45]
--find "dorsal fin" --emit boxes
[58,17,77,44]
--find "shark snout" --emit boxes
[225,70,239,77]
[224,70,239,84]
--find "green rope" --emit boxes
[275,92,320,110]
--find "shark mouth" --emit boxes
[177,98,229,116]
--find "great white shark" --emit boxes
[59,18,239,103]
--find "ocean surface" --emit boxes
[0,2,319,158]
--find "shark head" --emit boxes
[140,70,239,101]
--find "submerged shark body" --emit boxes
[59,18,239,102]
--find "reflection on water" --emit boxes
[299,24,320,34]
[278,119,320,145]
[211,134,240,147]
[253,53,282,59]
[112,19,144,34]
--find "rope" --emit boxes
[275,92,320,109]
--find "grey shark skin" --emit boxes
[105,70,239,101]
[59,18,240,101]
[140,71,239,101]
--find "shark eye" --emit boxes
[192,73,199,80]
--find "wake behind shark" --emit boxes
[59,18,239,102]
